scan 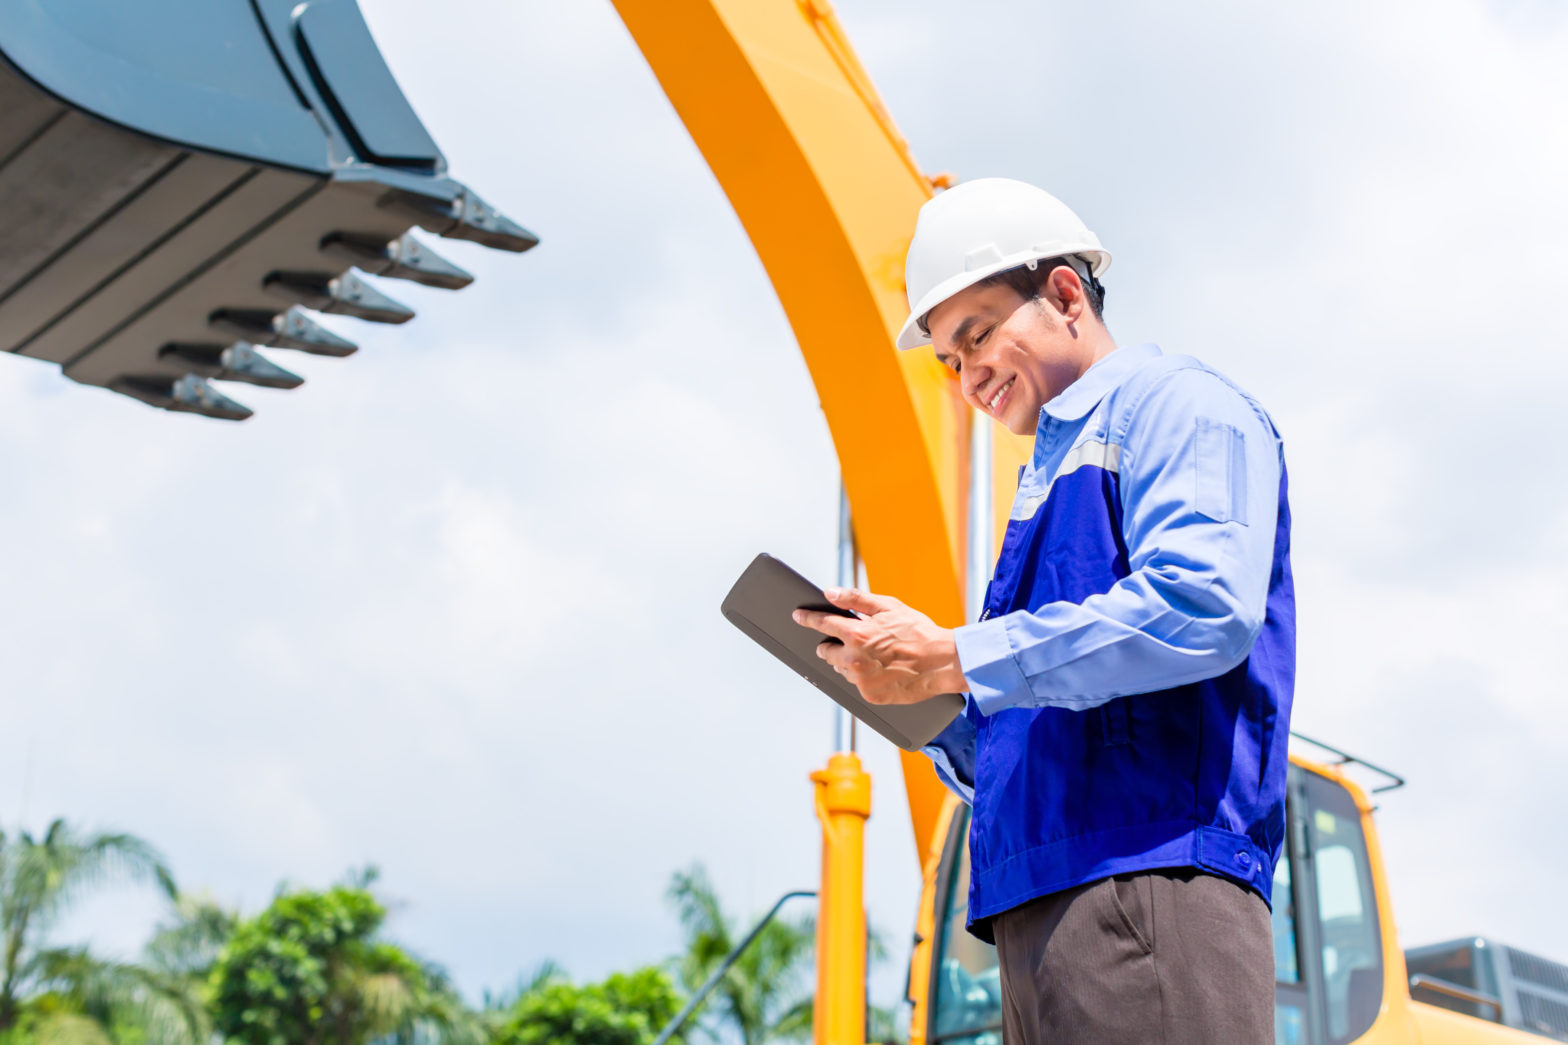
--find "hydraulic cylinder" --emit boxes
[812,751,871,1045]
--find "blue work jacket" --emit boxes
[923,343,1295,941]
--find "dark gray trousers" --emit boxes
[992,869,1274,1044]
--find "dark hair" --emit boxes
[974,256,1106,320]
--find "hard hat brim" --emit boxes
[895,246,1111,351]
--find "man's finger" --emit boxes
[824,587,901,615]
[816,639,848,667]
[816,640,867,680]
[793,608,859,643]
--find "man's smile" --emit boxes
[986,377,1015,415]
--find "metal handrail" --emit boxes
[1290,731,1408,792]
[652,890,817,1045]
[1409,974,1504,1020]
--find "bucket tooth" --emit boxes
[264,269,414,324]
[168,374,254,420]
[109,374,252,421]
[159,342,304,390]
[379,186,538,253]
[210,308,358,357]
[322,232,474,289]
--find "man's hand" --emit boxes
[792,588,967,706]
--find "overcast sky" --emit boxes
[3,0,1566,1026]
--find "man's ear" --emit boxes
[1042,265,1086,323]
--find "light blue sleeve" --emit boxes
[953,367,1282,715]
[920,702,977,804]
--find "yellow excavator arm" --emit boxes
[607,11,1041,1039]
[609,0,1030,866]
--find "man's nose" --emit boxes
[962,364,991,401]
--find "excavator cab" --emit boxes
[0,0,534,420]
[920,761,1388,1045]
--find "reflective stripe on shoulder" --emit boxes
[1062,438,1121,476]
[1011,439,1121,521]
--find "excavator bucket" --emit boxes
[0,0,536,420]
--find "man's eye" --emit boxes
[949,358,962,374]
[975,326,993,345]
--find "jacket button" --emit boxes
[1236,851,1252,867]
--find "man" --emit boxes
[793,178,1293,1044]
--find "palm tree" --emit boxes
[143,890,238,980]
[132,890,242,1043]
[666,865,814,1045]
[0,818,194,1043]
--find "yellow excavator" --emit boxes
[3,1,1564,1043]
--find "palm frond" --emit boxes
[143,891,239,978]
[770,996,816,1042]
[358,970,419,1037]
[4,821,176,940]
[667,866,733,953]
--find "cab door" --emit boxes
[1287,765,1399,1044]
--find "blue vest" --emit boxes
[964,375,1295,941]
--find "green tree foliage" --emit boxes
[3,824,899,1045]
[0,819,195,1044]
[666,865,814,1045]
[489,965,683,1045]
[208,877,482,1045]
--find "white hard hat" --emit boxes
[896,178,1111,350]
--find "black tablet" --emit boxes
[720,553,965,751]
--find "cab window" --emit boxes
[1304,771,1384,1044]
[928,808,1002,1044]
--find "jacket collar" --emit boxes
[1040,342,1163,423]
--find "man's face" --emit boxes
[926,274,1094,436]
